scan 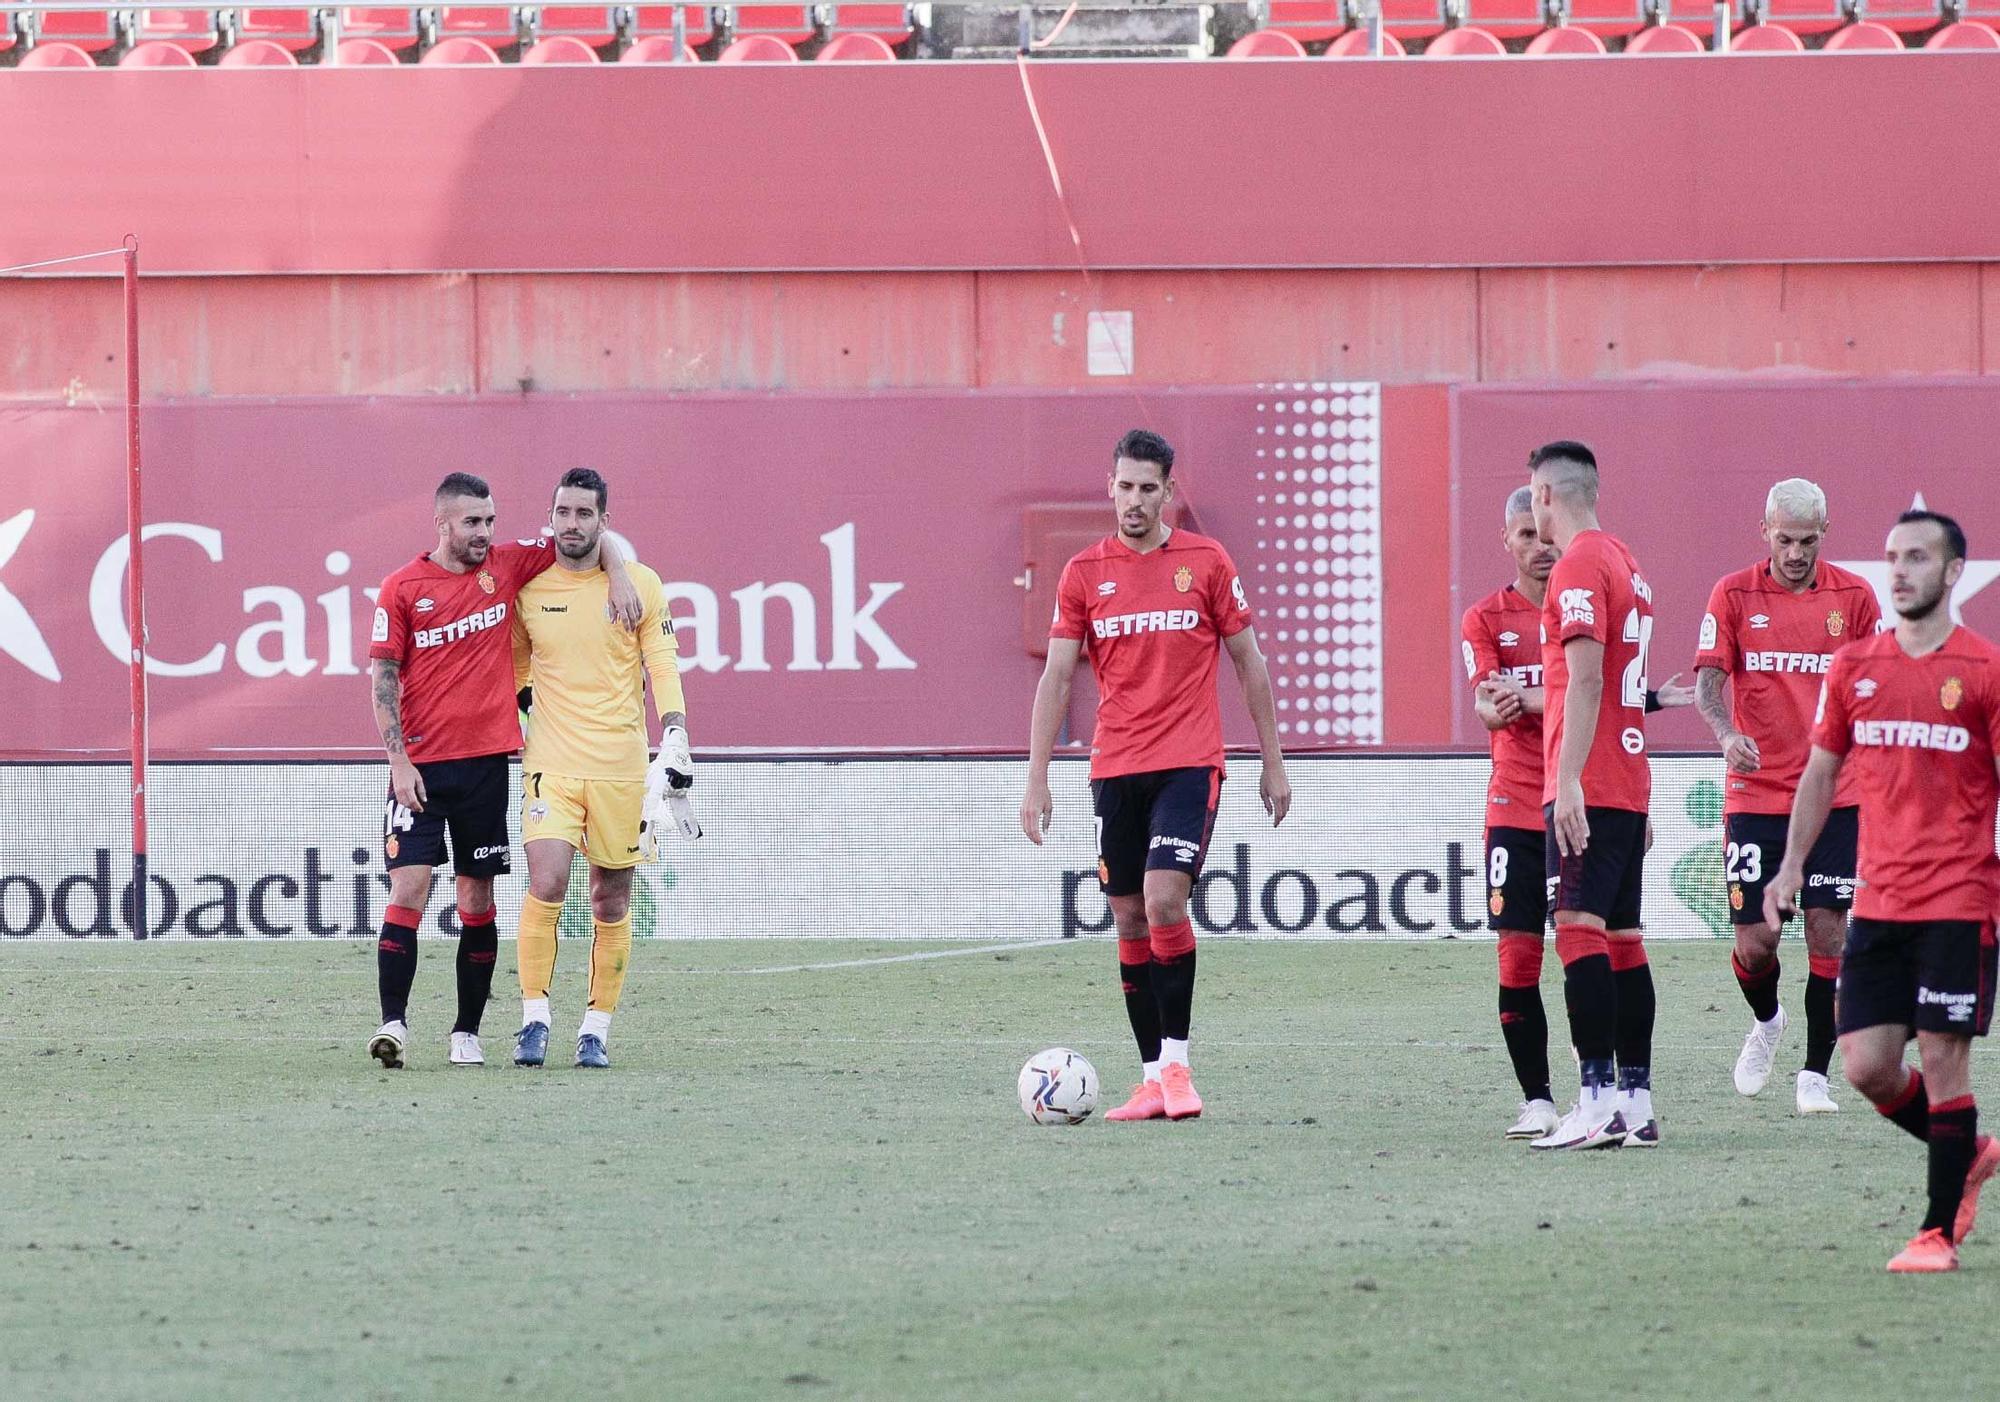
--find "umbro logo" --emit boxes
[414,598,436,613]
[1855,678,1878,699]
[1749,614,1770,630]
[1497,631,1520,647]
[1097,581,1117,596]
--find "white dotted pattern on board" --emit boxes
[1250,382,1384,744]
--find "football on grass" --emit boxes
[1017,1048,1098,1125]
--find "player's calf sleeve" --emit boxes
[1496,935,1551,1103]
[1609,938,1653,1093]
[1554,924,1617,1072]
[587,915,633,1014]
[1731,949,1782,1024]
[1875,1066,1931,1142]
[1804,955,1840,1077]
[1118,937,1162,1068]
[1149,921,1197,1043]
[453,907,498,1036]
[1924,1096,1978,1236]
[516,893,562,1002]
[377,903,422,1024]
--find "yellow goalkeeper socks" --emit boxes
[516,893,562,1001]
[588,914,633,1014]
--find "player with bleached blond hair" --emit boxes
[1693,476,1880,1112]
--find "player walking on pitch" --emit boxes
[1693,478,1879,1112]
[1021,429,1290,1122]
[1526,441,1661,1151]
[1467,485,1689,1141]
[1766,510,2000,1273]
[367,472,640,1070]
[510,469,691,1070]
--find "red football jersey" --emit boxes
[1051,528,1252,780]
[1813,626,2000,924]
[369,539,557,764]
[1461,583,1544,825]
[1694,560,1881,815]
[1541,530,1653,814]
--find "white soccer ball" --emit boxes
[1018,1048,1099,1125]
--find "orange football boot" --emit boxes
[1954,1135,2000,1243]
[1105,1080,1166,1122]
[1160,1063,1204,1120]
[1887,1228,1959,1273]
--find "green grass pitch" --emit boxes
[8,938,2000,1401]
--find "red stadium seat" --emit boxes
[1821,17,1902,42]
[718,30,798,55]
[1526,21,1608,46]
[619,32,698,57]
[1460,0,1551,37]
[133,8,220,51]
[1426,22,1505,48]
[1858,0,1941,29]
[334,34,401,59]
[1228,26,1310,52]
[1560,0,1646,34]
[235,9,321,49]
[824,4,912,40]
[1926,18,2000,43]
[631,6,717,45]
[1730,19,1806,43]
[530,5,615,44]
[35,8,118,50]
[16,39,98,64]
[1382,0,1450,35]
[219,36,300,62]
[522,32,600,58]
[420,32,503,59]
[339,8,422,48]
[729,4,817,41]
[815,29,896,55]
[1623,19,1704,44]
[1263,0,1347,40]
[1747,0,1843,33]
[119,39,200,64]
[435,7,522,45]
[1324,25,1408,48]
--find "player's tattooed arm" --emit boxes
[1695,666,1760,773]
[371,657,426,812]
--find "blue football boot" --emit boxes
[575,1033,610,1069]
[513,1021,549,1068]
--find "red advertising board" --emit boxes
[1,387,1390,758]
[1450,379,2000,751]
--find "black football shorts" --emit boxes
[1485,824,1547,935]
[1544,804,1646,930]
[1837,917,1998,1038]
[1090,766,1222,898]
[383,753,513,879]
[1722,807,1857,926]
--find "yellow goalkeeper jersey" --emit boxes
[512,561,686,780]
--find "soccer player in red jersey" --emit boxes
[1767,510,2000,1272]
[366,472,639,1070]
[1020,429,1291,1122]
[1525,441,1660,1151]
[1693,478,1880,1113]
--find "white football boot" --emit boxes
[1506,1099,1561,1140]
[1796,1070,1839,1113]
[1530,1099,1626,1151]
[449,1031,485,1067]
[368,1019,407,1070]
[1733,1006,1788,1096]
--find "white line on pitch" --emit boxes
[717,938,1078,975]
[0,1033,1749,1052]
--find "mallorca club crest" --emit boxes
[477,569,497,595]
[1173,565,1194,594]
[1729,884,1744,912]
[1942,677,1964,712]
[1488,891,1505,918]
[385,835,400,860]
[1826,609,1845,638]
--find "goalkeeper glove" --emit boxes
[644,727,701,846]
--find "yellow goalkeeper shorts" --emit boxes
[521,771,647,870]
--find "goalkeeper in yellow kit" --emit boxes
[509,468,693,1069]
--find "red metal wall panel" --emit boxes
[9,62,2000,275]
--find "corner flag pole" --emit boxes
[124,234,149,942]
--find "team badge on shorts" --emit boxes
[386,835,400,859]
[527,800,549,824]
[1730,884,1744,911]
[477,569,496,595]
[1942,677,1964,711]
[1173,565,1193,593]
[1489,892,1505,917]
[1826,609,1844,638]
[1098,859,1111,885]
